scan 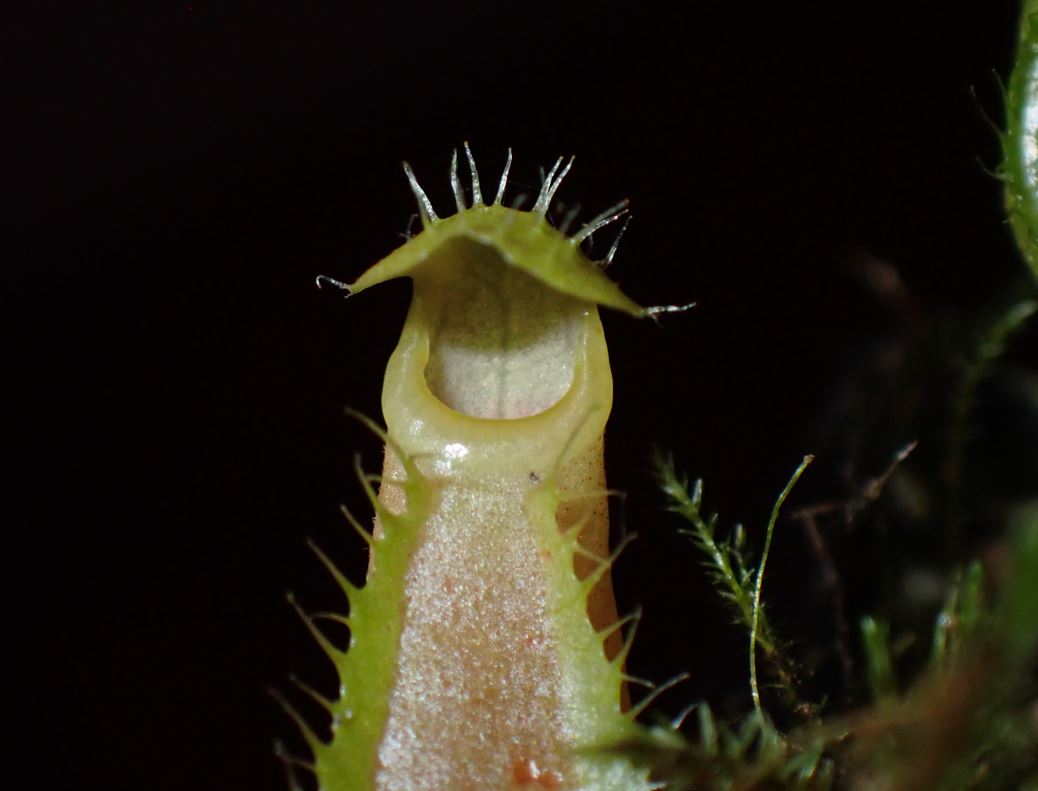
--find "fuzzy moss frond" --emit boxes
[946,298,1037,492]
[594,705,835,791]
[654,451,814,717]
[749,456,813,717]
[608,499,1037,790]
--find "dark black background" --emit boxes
[8,2,1035,790]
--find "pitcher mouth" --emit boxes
[380,283,609,477]
[341,194,639,471]
[410,236,584,421]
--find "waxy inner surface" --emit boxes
[420,237,582,420]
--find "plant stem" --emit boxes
[750,456,813,717]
